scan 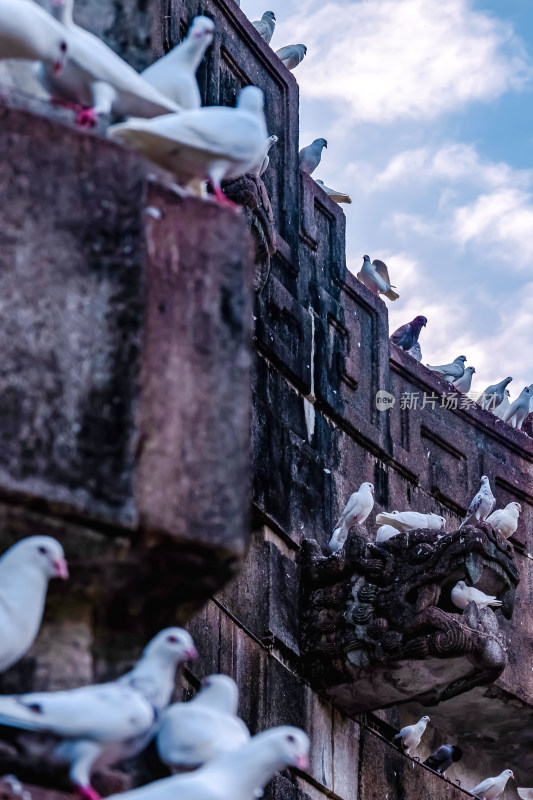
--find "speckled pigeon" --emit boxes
[459,475,495,529]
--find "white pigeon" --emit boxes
[493,389,511,419]
[108,86,267,205]
[107,727,309,800]
[486,502,521,539]
[518,789,533,799]
[315,180,352,204]
[328,482,375,554]
[426,355,467,382]
[502,386,531,430]
[451,580,502,611]
[156,674,250,770]
[470,769,514,799]
[142,16,215,110]
[299,138,327,175]
[375,524,400,544]
[375,511,446,533]
[36,0,181,126]
[252,134,278,177]
[0,628,197,800]
[252,11,276,44]
[459,475,495,529]
[275,44,307,70]
[393,716,429,755]
[0,0,68,70]
[477,377,513,411]
[0,536,68,672]
[357,255,399,301]
[452,366,475,393]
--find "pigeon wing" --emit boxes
[472,777,495,796]
[372,259,392,285]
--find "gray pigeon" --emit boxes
[299,138,327,175]
[276,44,307,70]
[494,389,511,419]
[390,316,427,351]
[477,377,513,411]
[452,366,475,393]
[426,355,466,382]
[252,11,276,43]
[459,475,495,529]
[357,256,399,301]
[423,744,462,775]
[502,386,530,430]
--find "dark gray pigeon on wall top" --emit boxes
[423,744,462,775]
[390,315,427,352]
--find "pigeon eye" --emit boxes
[60,41,67,52]
[287,735,296,743]
[38,546,48,555]
[166,635,178,643]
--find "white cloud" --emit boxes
[277,0,531,123]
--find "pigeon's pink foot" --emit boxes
[76,785,101,800]
[50,97,82,112]
[75,107,98,128]
[209,182,240,210]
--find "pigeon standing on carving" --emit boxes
[423,744,462,775]
[470,769,514,800]
[315,180,352,204]
[502,386,531,430]
[459,475,495,529]
[299,138,327,175]
[142,16,215,110]
[0,536,68,672]
[252,134,278,176]
[393,716,429,755]
[375,524,401,544]
[0,628,197,800]
[426,355,467,382]
[0,0,68,69]
[107,727,310,800]
[156,675,250,770]
[108,86,267,206]
[452,366,476,393]
[328,482,375,554]
[37,0,180,126]
[390,316,427,353]
[451,580,502,610]
[493,389,511,419]
[486,502,521,539]
[477,377,513,411]
[275,44,307,70]
[357,256,399,301]
[375,511,446,533]
[252,11,276,43]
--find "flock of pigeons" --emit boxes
[0,0,349,208]
[388,313,532,431]
[327,474,528,797]
[0,535,309,800]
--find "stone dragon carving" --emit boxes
[300,523,519,713]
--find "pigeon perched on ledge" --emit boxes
[0,0,68,69]
[252,134,278,176]
[426,355,466,382]
[486,502,521,539]
[477,377,513,411]
[470,769,513,800]
[0,536,68,672]
[459,475,495,529]
[252,11,276,43]
[451,580,502,610]
[493,389,511,419]
[142,16,215,110]
[502,386,531,430]
[276,44,307,70]
[452,366,475,393]
[0,628,197,800]
[107,727,310,800]
[375,511,445,533]
[423,743,462,775]
[375,524,400,543]
[393,716,429,755]
[328,482,375,553]
[156,674,250,770]
[299,138,327,175]
[357,256,399,301]
[390,316,427,353]
[315,180,352,204]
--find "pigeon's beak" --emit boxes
[52,557,69,580]
[185,646,198,660]
[294,755,309,770]
[370,487,375,495]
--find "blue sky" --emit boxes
[242,0,533,397]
